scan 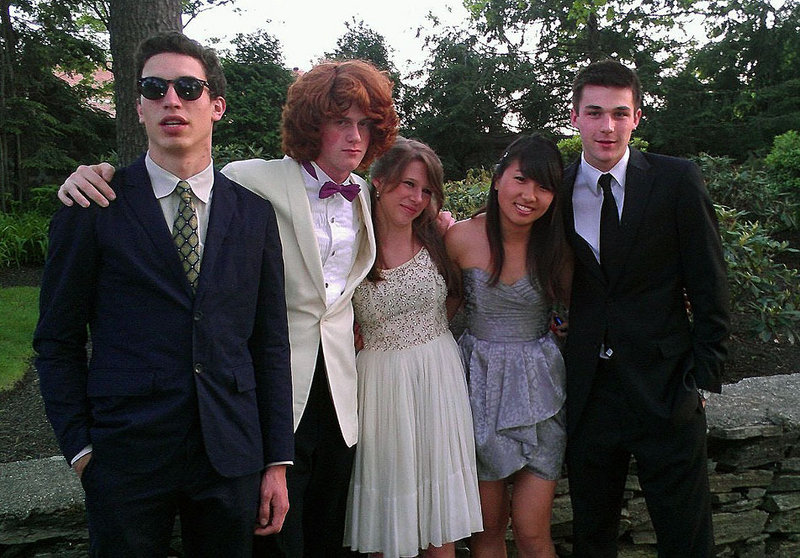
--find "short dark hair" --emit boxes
[281,59,398,170]
[572,59,641,113]
[135,31,226,98]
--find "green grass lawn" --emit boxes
[0,286,39,391]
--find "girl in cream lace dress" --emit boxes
[344,139,482,557]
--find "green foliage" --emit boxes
[697,153,799,231]
[212,143,268,169]
[442,168,492,220]
[765,130,800,194]
[716,206,800,343]
[1,0,115,210]
[0,212,50,268]
[557,136,650,166]
[646,1,800,160]
[402,26,541,178]
[557,136,584,166]
[0,287,40,391]
[215,30,293,161]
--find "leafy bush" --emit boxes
[716,205,800,343]
[765,130,800,202]
[557,136,650,166]
[212,142,268,169]
[443,168,492,220]
[698,153,799,232]
[0,211,50,268]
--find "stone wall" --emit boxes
[2,374,799,557]
[549,373,800,557]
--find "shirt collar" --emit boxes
[146,152,214,203]
[579,147,630,194]
[302,159,353,186]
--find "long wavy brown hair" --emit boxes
[366,138,458,292]
[281,60,399,170]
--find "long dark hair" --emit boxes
[367,138,458,291]
[481,134,572,305]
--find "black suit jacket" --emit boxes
[563,149,730,434]
[34,156,294,477]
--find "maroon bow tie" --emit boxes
[302,161,360,202]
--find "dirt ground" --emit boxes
[1,260,799,464]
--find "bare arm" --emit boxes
[58,163,118,207]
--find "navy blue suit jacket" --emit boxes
[563,150,730,434]
[34,156,293,477]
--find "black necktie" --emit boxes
[599,173,620,279]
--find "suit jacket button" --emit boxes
[193,311,203,321]
[194,363,204,374]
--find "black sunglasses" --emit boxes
[137,76,211,101]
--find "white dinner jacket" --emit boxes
[222,157,375,447]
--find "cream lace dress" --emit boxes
[344,248,482,557]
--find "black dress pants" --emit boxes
[566,360,714,558]
[83,427,260,558]
[254,349,357,557]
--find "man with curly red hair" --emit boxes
[58,58,399,558]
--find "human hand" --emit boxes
[436,210,456,235]
[72,453,92,479]
[254,465,289,536]
[58,163,117,208]
[550,314,568,339]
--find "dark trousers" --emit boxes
[566,360,714,558]
[254,349,356,558]
[82,427,260,558]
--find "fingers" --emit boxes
[254,491,289,535]
[58,164,117,208]
[73,453,92,479]
[254,466,289,536]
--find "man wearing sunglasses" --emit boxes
[34,32,294,557]
[57,56,398,557]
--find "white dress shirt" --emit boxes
[147,153,214,252]
[572,148,630,263]
[300,159,362,306]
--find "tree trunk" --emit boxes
[0,0,16,212]
[108,0,182,166]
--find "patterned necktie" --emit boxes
[172,180,201,292]
[599,173,620,279]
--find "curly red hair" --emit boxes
[281,60,399,170]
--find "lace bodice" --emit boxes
[353,248,450,351]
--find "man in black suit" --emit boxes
[33,32,293,557]
[563,59,730,557]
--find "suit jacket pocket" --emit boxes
[224,363,256,393]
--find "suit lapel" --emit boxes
[610,149,654,286]
[121,158,187,290]
[197,170,235,295]
[285,163,327,301]
[564,163,605,285]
